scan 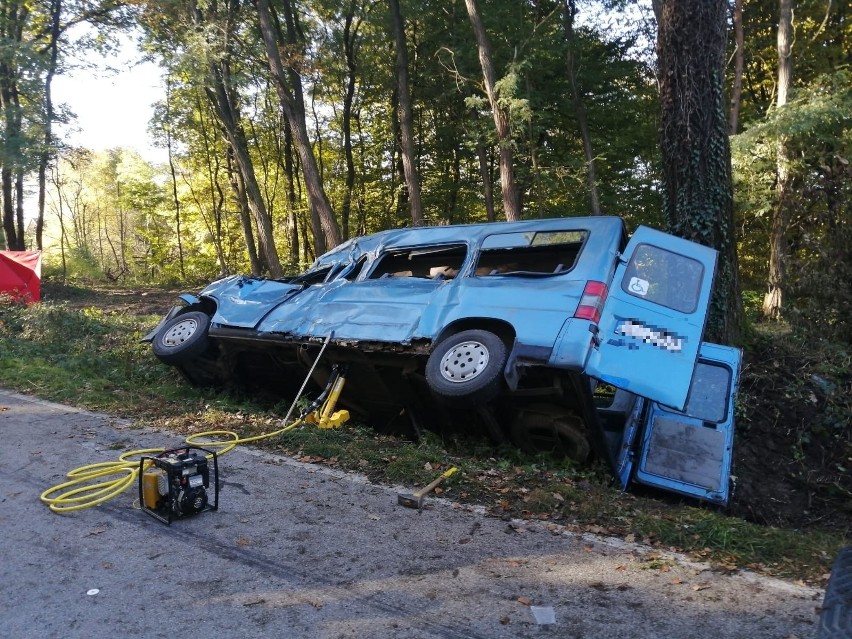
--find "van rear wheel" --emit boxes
[510,405,590,462]
[426,329,507,405]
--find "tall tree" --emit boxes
[160,77,186,279]
[464,0,520,222]
[0,0,29,250]
[728,0,744,134]
[657,0,742,343]
[563,0,601,216]
[256,0,342,251]
[762,0,794,320]
[388,0,424,226]
[195,0,284,277]
[340,0,360,240]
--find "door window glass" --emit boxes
[622,244,704,313]
[681,362,730,422]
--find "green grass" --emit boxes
[1,291,847,584]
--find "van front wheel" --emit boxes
[426,329,507,405]
[151,311,211,365]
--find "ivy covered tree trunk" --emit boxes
[657,0,742,344]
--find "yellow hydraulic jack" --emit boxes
[305,366,350,429]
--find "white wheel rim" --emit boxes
[161,318,198,348]
[439,340,490,383]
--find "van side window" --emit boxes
[621,244,704,313]
[475,230,587,276]
[368,244,467,280]
[288,265,334,285]
[341,256,368,281]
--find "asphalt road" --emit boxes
[0,388,822,639]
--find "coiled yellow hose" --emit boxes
[41,334,336,514]
[39,419,306,513]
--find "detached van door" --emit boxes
[584,225,717,410]
[634,343,742,504]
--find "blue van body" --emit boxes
[146,217,741,504]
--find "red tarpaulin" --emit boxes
[0,251,42,303]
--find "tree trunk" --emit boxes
[341,1,360,240]
[36,0,62,252]
[388,0,424,226]
[0,0,26,250]
[464,0,521,222]
[194,1,283,277]
[49,165,67,279]
[204,75,283,277]
[657,0,742,344]
[762,0,794,320]
[15,170,25,247]
[227,149,262,277]
[256,0,341,250]
[728,0,744,134]
[1,168,17,250]
[164,78,186,279]
[476,142,496,222]
[283,119,300,269]
[563,0,601,216]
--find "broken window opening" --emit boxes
[475,231,587,277]
[368,244,468,280]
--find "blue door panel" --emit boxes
[585,226,718,410]
[258,279,441,342]
[633,343,742,505]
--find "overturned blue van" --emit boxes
[145,217,741,504]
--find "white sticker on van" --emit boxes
[616,319,683,352]
[627,277,649,296]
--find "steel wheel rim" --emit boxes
[161,318,198,348]
[439,340,490,383]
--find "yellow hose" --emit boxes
[42,333,336,514]
[40,419,306,513]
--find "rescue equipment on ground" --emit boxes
[40,335,348,515]
[139,447,219,524]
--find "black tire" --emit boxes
[425,329,507,405]
[510,405,590,462]
[818,546,852,639]
[151,311,211,365]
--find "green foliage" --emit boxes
[733,71,852,338]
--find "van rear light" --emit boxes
[575,281,608,324]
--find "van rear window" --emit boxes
[475,230,587,276]
[621,244,703,313]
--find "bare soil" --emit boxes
[729,335,852,534]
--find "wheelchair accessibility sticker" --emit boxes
[628,277,649,296]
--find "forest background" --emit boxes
[0,0,847,342]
